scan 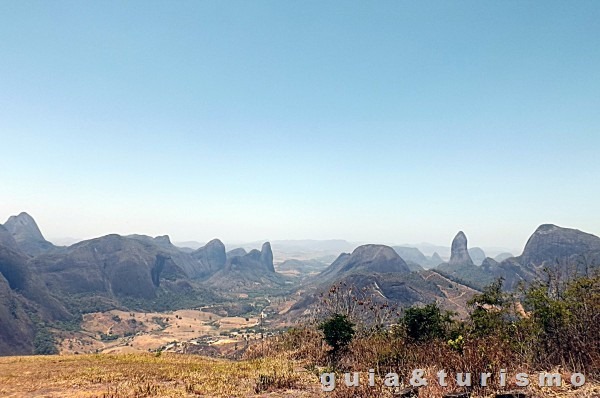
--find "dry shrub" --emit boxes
[243,327,328,365]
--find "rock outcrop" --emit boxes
[449,232,474,266]
[190,239,227,278]
[3,212,54,256]
[319,244,411,283]
[519,224,600,267]
[30,234,189,300]
[260,242,274,273]
[204,242,283,290]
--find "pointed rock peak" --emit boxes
[261,241,272,253]
[260,242,274,272]
[196,238,226,258]
[191,238,227,272]
[449,231,474,266]
[4,212,45,241]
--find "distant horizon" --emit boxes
[2,2,599,251]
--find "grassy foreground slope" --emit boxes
[0,353,318,397]
[0,352,599,398]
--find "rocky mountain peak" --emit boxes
[319,244,411,282]
[3,212,54,256]
[190,239,227,277]
[520,224,600,266]
[4,212,45,242]
[260,242,274,272]
[449,231,474,266]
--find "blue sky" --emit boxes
[1,1,599,250]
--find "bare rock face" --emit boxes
[260,242,275,273]
[204,242,282,291]
[30,234,188,300]
[0,225,20,252]
[319,244,411,283]
[449,231,474,266]
[191,239,227,278]
[3,212,54,256]
[519,224,600,266]
[224,242,275,274]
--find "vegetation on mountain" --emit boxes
[246,273,599,397]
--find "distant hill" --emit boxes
[205,242,287,291]
[30,234,192,300]
[438,225,600,290]
[468,247,486,265]
[393,246,445,269]
[275,259,329,278]
[319,244,411,283]
[519,224,600,267]
[286,243,476,320]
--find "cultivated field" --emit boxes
[56,309,263,356]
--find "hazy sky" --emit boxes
[1,1,599,251]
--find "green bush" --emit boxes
[401,303,452,342]
[467,278,509,336]
[318,313,355,354]
[34,327,58,355]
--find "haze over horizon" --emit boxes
[2,1,599,250]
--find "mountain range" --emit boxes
[0,211,599,355]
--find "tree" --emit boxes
[468,278,509,336]
[318,313,355,354]
[401,303,452,342]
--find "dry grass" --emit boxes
[0,351,598,397]
[0,353,319,397]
